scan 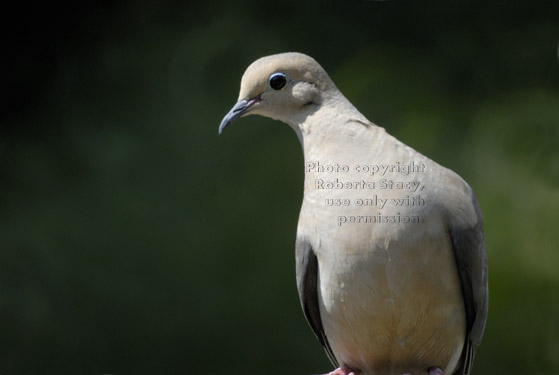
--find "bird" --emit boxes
[218,52,488,375]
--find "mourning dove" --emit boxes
[219,53,488,375]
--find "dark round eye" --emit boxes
[269,73,287,90]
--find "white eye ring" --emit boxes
[269,72,287,90]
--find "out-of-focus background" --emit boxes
[2,1,557,374]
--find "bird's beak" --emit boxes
[218,96,261,134]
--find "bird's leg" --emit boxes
[324,366,359,375]
[427,367,445,375]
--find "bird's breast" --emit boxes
[297,192,466,374]
[314,223,465,374]
[297,132,469,374]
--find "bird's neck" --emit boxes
[301,98,378,149]
[292,95,392,198]
[287,93,370,150]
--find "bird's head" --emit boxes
[218,52,337,134]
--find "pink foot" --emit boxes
[324,366,359,375]
[428,368,445,375]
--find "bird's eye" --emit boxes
[269,73,287,90]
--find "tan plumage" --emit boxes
[219,52,488,375]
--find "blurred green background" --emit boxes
[2,1,558,374]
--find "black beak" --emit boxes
[218,96,260,134]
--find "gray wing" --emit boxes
[450,194,488,375]
[295,238,338,367]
